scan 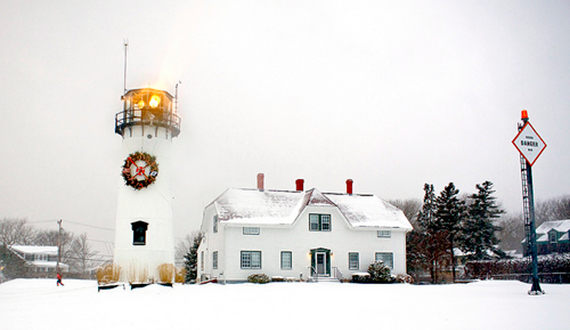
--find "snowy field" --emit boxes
[1,279,568,330]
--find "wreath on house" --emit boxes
[121,151,159,190]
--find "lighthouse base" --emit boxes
[114,250,175,284]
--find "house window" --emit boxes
[281,251,292,269]
[241,251,261,269]
[349,252,359,270]
[212,251,218,269]
[34,254,48,261]
[309,214,332,232]
[200,251,204,271]
[131,221,149,245]
[213,216,218,233]
[375,252,394,269]
[243,227,260,235]
[377,230,391,238]
[549,231,557,244]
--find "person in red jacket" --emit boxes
[56,273,64,286]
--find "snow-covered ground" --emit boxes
[1,279,568,330]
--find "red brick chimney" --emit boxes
[346,179,353,195]
[257,173,264,190]
[295,179,304,191]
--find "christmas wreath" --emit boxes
[121,151,159,190]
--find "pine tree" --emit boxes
[460,181,504,260]
[408,183,450,283]
[435,182,467,282]
[417,184,437,230]
[183,232,203,283]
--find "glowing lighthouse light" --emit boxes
[114,87,181,285]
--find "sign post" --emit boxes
[512,110,546,295]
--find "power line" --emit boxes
[63,220,115,232]
[28,219,59,224]
[87,238,114,244]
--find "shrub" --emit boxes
[395,274,414,284]
[464,253,570,283]
[175,267,186,284]
[368,261,396,283]
[351,272,371,283]
[158,263,175,284]
[96,264,121,285]
[247,273,270,284]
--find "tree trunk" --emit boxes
[450,235,456,283]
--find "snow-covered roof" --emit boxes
[31,261,69,269]
[211,188,412,230]
[535,219,570,234]
[523,220,570,244]
[10,245,58,255]
[324,192,411,229]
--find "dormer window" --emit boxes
[131,221,148,245]
[549,231,558,244]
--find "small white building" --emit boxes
[197,177,412,283]
[9,245,69,273]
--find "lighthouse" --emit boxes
[113,87,181,284]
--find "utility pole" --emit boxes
[56,219,63,273]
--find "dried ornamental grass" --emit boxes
[128,264,150,283]
[158,263,175,284]
[96,264,121,285]
[175,267,186,283]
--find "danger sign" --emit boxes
[512,122,547,166]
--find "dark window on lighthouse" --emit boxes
[131,221,149,246]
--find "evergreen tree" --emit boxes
[460,181,504,260]
[408,183,450,283]
[0,245,27,279]
[435,182,467,282]
[417,184,437,230]
[183,232,203,283]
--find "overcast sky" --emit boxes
[1,1,569,258]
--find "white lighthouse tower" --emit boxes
[113,87,181,284]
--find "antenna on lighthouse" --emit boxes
[175,81,182,113]
[123,39,129,95]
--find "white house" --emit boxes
[9,245,69,273]
[197,177,412,283]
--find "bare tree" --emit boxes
[69,233,98,276]
[389,199,422,225]
[535,195,570,225]
[497,195,570,254]
[0,218,36,247]
[34,229,75,266]
[496,213,524,253]
[175,233,198,267]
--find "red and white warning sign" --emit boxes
[512,121,547,167]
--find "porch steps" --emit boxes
[309,276,340,283]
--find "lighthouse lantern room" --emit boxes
[114,87,181,284]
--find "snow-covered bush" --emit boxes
[351,272,371,283]
[465,253,570,283]
[247,273,270,284]
[395,274,414,284]
[351,262,397,283]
